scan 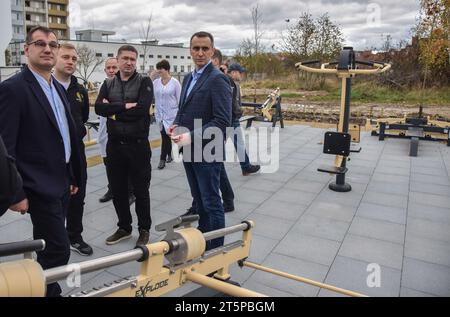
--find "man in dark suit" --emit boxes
[0,26,82,297]
[170,31,232,250]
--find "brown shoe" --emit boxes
[105,229,132,245]
[136,229,150,246]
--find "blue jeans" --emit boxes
[183,161,225,250]
[232,119,251,171]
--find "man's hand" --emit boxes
[171,132,192,146]
[125,103,137,110]
[9,199,29,215]
[168,125,178,137]
[70,185,79,196]
[103,98,110,104]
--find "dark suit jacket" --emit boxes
[0,65,82,204]
[174,62,232,162]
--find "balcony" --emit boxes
[25,20,48,27]
[48,0,69,4]
[24,7,47,14]
[48,9,68,17]
[49,23,68,30]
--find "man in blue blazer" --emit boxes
[0,26,82,297]
[170,31,232,250]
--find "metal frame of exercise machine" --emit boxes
[0,216,367,297]
[370,106,450,157]
[241,88,285,129]
[295,47,391,192]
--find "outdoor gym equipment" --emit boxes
[0,216,367,297]
[295,47,391,192]
[241,88,285,129]
[370,106,450,157]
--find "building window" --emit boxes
[149,55,154,58]
[181,66,185,72]
[165,55,170,59]
[108,53,114,57]
[96,53,103,57]
[173,66,178,72]
[140,54,144,58]
[157,55,162,58]
[149,65,154,71]
[173,56,177,59]
[188,65,192,72]
[187,56,191,59]
[181,56,185,59]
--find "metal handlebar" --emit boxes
[295,61,391,76]
[0,239,46,257]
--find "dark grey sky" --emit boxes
[70,0,420,53]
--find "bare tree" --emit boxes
[251,3,264,101]
[139,12,154,73]
[76,44,104,87]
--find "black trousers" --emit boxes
[160,127,172,161]
[66,140,87,243]
[107,139,152,232]
[104,157,134,195]
[28,190,71,297]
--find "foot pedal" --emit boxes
[318,165,348,175]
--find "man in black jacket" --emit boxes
[0,26,82,297]
[54,42,93,256]
[0,136,22,217]
[95,45,153,247]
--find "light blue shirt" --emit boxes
[30,69,71,163]
[186,61,211,99]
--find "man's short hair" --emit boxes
[156,59,170,71]
[117,45,138,57]
[212,49,223,64]
[190,31,214,47]
[59,42,76,51]
[105,57,118,65]
[26,26,57,44]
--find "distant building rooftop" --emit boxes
[75,29,116,42]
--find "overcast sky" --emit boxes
[69,0,421,54]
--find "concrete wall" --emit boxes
[1,1,13,66]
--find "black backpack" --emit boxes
[0,136,21,216]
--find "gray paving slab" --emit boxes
[319,256,401,297]
[242,279,296,297]
[402,257,450,296]
[274,232,340,266]
[248,253,329,297]
[410,173,450,186]
[406,217,450,243]
[404,232,450,268]
[253,200,308,221]
[356,202,407,225]
[348,217,405,245]
[0,219,33,242]
[410,181,450,197]
[366,181,410,197]
[339,234,404,270]
[409,191,450,210]
[362,191,408,209]
[235,188,274,205]
[306,201,358,223]
[400,287,436,297]
[241,178,285,193]
[407,203,450,224]
[282,180,327,194]
[371,173,410,184]
[243,213,293,240]
[291,214,350,242]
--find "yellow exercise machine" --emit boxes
[0,216,367,297]
[296,47,391,192]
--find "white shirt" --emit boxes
[97,82,108,157]
[153,77,181,131]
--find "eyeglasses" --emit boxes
[27,40,60,50]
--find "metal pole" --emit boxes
[243,261,368,297]
[45,249,144,284]
[185,271,267,297]
[203,223,250,242]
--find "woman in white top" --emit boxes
[153,60,181,169]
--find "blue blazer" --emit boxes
[174,62,232,161]
[0,66,82,204]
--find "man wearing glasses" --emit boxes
[0,26,82,297]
